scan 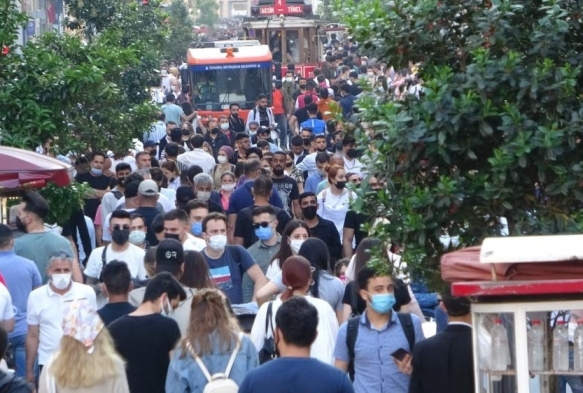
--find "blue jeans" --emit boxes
[9,334,26,378]
[559,348,583,393]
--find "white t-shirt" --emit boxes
[344,158,365,177]
[316,188,352,243]
[265,259,281,281]
[0,284,14,323]
[250,296,338,365]
[183,233,206,251]
[102,209,135,243]
[27,283,97,365]
[85,244,147,281]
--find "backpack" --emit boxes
[187,334,243,393]
[346,312,415,381]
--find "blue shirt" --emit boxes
[161,103,184,125]
[300,118,327,134]
[239,357,354,393]
[333,311,425,393]
[202,245,257,304]
[0,251,42,337]
[227,181,284,215]
[166,333,259,393]
[305,172,326,193]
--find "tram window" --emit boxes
[286,31,300,63]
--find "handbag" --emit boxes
[258,302,277,364]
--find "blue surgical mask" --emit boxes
[191,221,203,236]
[90,167,103,176]
[255,225,273,241]
[367,293,396,314]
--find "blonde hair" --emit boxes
[180,288,241,358]
[49,328,124,389]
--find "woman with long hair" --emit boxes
[250,256,338,365]
[212,146,236,191]
[218,172,236,211]
[181,250,215,290]
[316,165,352,240]
[166,289,258,393]
[39,301,129,393]
[161,161,181,190]
[265,220,310,280]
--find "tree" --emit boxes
[194,0,219,28]
[337,0,583,283]
[317,0,339,23]
[162,0,198,62]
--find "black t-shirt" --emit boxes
[294,107,323,125]
[132,206,163,246]
[234,205,291,249]
[271,176,299,217]
[98,302,137,326]
[75,172,111,220]
[109,314,180,393]
[309,218,342,261]
[343,210,370,251]
[342,280,411,316]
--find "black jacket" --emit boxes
[409,324,474,393]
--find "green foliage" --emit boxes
[338,0,583,284]
[38,182,91,225]
[194,0,219,28]
[317,0,339,23]
[163,0,198,62]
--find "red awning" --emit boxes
[0,146,72,191]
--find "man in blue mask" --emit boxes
[185,200,209,239]
[333,266,425,393]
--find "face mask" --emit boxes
[51,273,72,290]
[15,216,26,232]
[160,296,174,317]
[249,130,257,136]
[302,206,318,220]
[339,274,347,283]
[317,169,327,177]
[377,87,385,93]
[285,77,293,83]
[208,234,227,251]
[222,183,235,192]
[197,191,211,201]
[302,138,310,146]
[90,167,103,176]
[218,156,228,164]
[335,181,347,190]
[367,293,396,314]
[210,128,219,134]
[220,123,229,130]
[367,71,375,77]
[299,84,307,89]
[289,239,304,254]
[345,148,357,159]
[111,229,130,245]
[191,221,203,236]
[285,162,293,168]
[255,225,273,241]
[165,233,180,241]
[129,230,146,245]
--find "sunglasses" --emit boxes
[113,225,130,231]
[253,221,273,229]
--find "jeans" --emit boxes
[8,334,26,377]
[274,114,289,149]
[559,348,583,393]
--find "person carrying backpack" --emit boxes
[166,288,258,393]
[332,265,425,393]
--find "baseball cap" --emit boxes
[156,239,184,265]
[138,179,159,196]
[176,186,195,204]
[144,141,158,149]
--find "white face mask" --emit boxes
[51,273,72,290]
[217,156,228,164]
[367,71,375,77]
[160,296,174,317]
[285,77,293,83]
[290,239,305,254]
[222,183,235,192]
[249,130,257,136]
[197,191,211,201]
[220,123,229,130]
[129,230,147,245]
[208,234,228,251]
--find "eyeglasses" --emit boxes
[113,225,130,231]
[253,221,273,229]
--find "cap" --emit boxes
[176,186,195,203]
[156,239,184,265]
[144,141,158,148]
[138,179,159,196]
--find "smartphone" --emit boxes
[390,348,411,361]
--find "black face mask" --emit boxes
[15,216,26,233]
[336,181,347,190]
[346,148,358,159]
[299,84,307,89]
[165,233,180,241]
[285,162,293,168]
[273,167,284,176]
[302,206,318,220]
[111,229,130,245]
[335,142,343,151]
[117,177,125,187]
[210,128,219,134]
[149,149,157,157]
[231,113,239,118]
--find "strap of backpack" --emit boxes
[99,245,108,281]
[224,333,243,378]
[397,312,415,352]
[187,341,213,382]
[346,316,359,381]
[265,302,274,339]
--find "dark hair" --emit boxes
[320,88,329,99]
[110,209,131,224]
[185,199,209,215]
[256,139,269,148]
[115,163,132,173]
[123,173,144,187]
[357,266,395,292]
[164,209,188,224]
[191,134,205,149]
[234,161,246,179]
[306,103,318,114]
[291,135,304,147]
[91,151,106,161]
[271,220,310,269]
[165,142,179,158]
[143,272,187,303]
[257,93,268,101]
[298,192,316,205]
[298,238,330,298]
[135,151,150,162]
[275,296,318,348]
[181,251,215,289]
[235,133,250,141]
[187,165,204,183]
[340,84,352,94]
[252,205,276,218]
[151,213,165,234]
[229,103,240,110]
[253,175,273,197]
[202,212,228,233]
[102,260,132,295]
[244,159,262,176]
[245,147,263,160]
[441,286,471,317]
[21,191,49,220]
[334,258,349,277]
[0,224,12,249]
[130,213,146,226]
[304,95,313,106]
[166,93,175,102]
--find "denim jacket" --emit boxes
[165,333,259,393]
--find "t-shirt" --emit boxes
[238,358,353,393]
[0,284,14,324]
[271,176,299,217]
[161,103,184,125]
[98,302,137,326]
[14,231,74,283]
[202,246,256,304]
[109,314,181,393]
[227,181,284,215]
[293,107,323,126]
[234,206,291,249]
[75,172,111,220]
[85,244,147,281]
[343,210,370,251]
[300,118,327,134]
[131,206,163,246]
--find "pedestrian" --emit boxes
[38,301,129,393]
[97,261,136,326]
[241,297,352,393]
[0,325,32,392]
[166,288,258,393]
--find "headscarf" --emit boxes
[62,300,104,353]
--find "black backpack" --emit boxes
[111,190,123,200]
[346,313,415,381]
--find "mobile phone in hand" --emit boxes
[390,348,411,361]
